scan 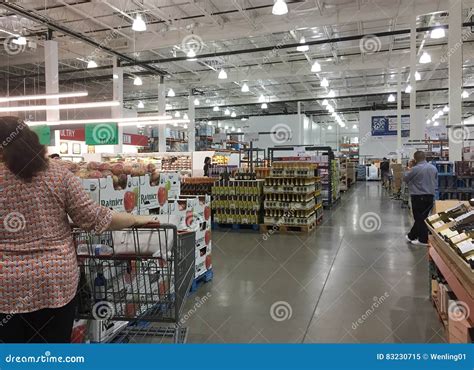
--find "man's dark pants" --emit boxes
[408,194,434,244]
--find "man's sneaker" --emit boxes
[405,235,413,243]
[411,240,429,247]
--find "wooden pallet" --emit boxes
[190,269,214,293]
[260,220,317,234]
[212,222,260,232]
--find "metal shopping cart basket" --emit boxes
[74,223,195,343]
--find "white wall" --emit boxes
[359,109,429,159]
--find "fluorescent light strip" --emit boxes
[0,91,88,103]
[0,101,120,113]
[26,115,173,126]
[118,119,190,127]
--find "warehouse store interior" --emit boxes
[0,0,473,345]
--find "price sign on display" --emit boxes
[31,125,51,145]
[245,132,259,142]
[85,123,118,145]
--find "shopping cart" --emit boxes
[74,223,195,343]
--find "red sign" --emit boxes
[123,133,148,146]
[60,128,85,141]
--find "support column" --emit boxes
[397,67,402,163]
[308,115,313,145]
[158,77,167,152]
[44,40,59,123]
[112,57,123,153]
[188,90,196,152]
[297,101,303,145]
[448,0,463,162]
[410,13,422,140]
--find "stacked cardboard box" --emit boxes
[390,163,403,193]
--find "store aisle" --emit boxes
[179,182,444,343]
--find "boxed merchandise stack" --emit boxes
[262,161,323,233]
[161,195,212,279]
[390,163,403,194]
[212,178,264,226]
[181,177,216,196]
[339,158,348,191]
[331,159,340,204]
[347,161,356,185]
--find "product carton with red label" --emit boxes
[138,174,168,213]
[81,179,101,204]
[159,172,181,199]
[99,175,140,214]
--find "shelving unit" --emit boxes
[262,162,323,233]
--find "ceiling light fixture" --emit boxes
[405,85,412,93]
[272,0,288,15]
[320,77,329,87]
[224,108,231,115]
[311,61,321,72]
[433,121,439,126]
[167,88,175,97]
[137,100,144,108]
[443,105,449,112]
[183,123,188,129]
[430,26,445,39]
[321,99,328,106]
[328,125,333,130]
[132,14,147,32]
[87,60,98,69]
[426,119,431,125]
[0,101,120,114]
[213,106,220,111]
[352,124,358,129]
[175,111,181,118]
[231,126,236,132]
[0,91,88,103]
[241,117,248,121]
[419,52,431,64]
[207,121,213,126]
[186,49,197,60]
[387,94,395,102]
[327,90,335,98]
[183,113,189,120]
[296,37,309,52]
[414,71,421,81]
[241,83,249,92]
[194,98,200,106]
[462,90,469,98]
[133,76,143,86]
[231,111,237,117]
[258,94,266,103]
[218,68,228,79]
[261,103,268,109]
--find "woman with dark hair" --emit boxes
[203,156,211,177]
[0,116,155,343]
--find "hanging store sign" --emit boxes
[123,133,148,146]
[371,115,410,137]
[31,125,51,145]
[60,128,85,141]
[85,123,118,145]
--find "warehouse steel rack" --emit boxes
[268,146,338,208]
[74,223,195,343]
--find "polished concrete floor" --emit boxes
[180,181,444,343]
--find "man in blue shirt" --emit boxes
[403,151,438,246]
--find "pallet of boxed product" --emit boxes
[260,217,318,234]
[264,197,316,211]
[212,222,260,232]
[263,184,316,194]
